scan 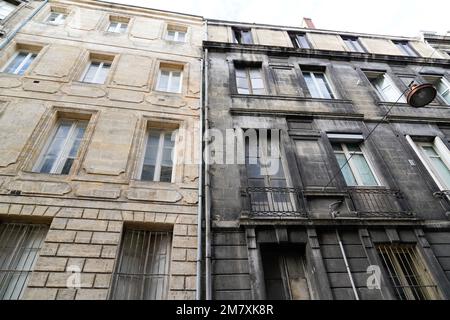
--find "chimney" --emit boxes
[301,18,316,29]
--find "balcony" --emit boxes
[347,188,414,218]
[245,187,308,218]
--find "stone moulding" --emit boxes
[6,180,72,196]
[0,77,22,88]
[126,187,183,203]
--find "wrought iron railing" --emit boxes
[245,187,308,217]
[347,188,414,218]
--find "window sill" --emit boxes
[129,179,176,190]
[231,93,352,104]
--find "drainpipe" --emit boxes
[204,46,212,300]
[0,0,48,50]
[336,230,360,300]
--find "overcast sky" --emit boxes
[106,0,449,37]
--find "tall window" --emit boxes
[422,75,450,105]
[235,66,265,95]
[34,119,88,175]
[2,51,37,76]
[0,0,16,20]
[289,33,310,49]
[377,244,441,300]
[302,69,334,99]
[261,246,310,300]
[166,25,187,42]
[331,140,380,187]
[81,60,111,84]
[365,71,406,103]
[140,129,176,183]
[407,136,450,190]
[156,65,183,93]
[393,41,418,57]
[232,27,253,44]
[110,229,172,300]
[0,223,48,300]
[342,36,365,53]
[46,10,67,25]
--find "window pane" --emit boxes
[177,32,186,42]
[297,35,310,48]
[0,1,16,20]
[352,154,378,186]
[336,153,357,186]
[314,73,333,99]
[107,22,118,32]
[141,165,155,181]
[303,72,320,98]
[94,63,110,84]
[166,30,175,41]
[38,122,72,173]
[157,71,170,91]
[82,62,100,83]
[241,30,253,44]
[119,23,128,33]
[4,52,27,74]
[17,53,36,76]
[169,71,181,93]
[436,80,450,104]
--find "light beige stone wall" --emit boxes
[0,0,202,300]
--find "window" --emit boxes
[0,0,16,20]
[1,51,37,75]
[80,60,111,84]
[232,27,253,44]
[393,41,418,57]
[377,244,441,300]
[289,33,310,49]
[34,119,88,175]
[364,71,406,103]
[46,10,67,25]
[261,246,310,300]
[245,131,296,213]
[110,229,172,300]
[166,25,187,42]
[107,16,129,33]
[342,36,365,53]
[302,69,334,99]
[235,66,265,95]
[407,136,450,190]
[421,75,450,105]
[156,65,183,93]
[0,223,48,300]
[330,140,380,187]
[140,129,176,183]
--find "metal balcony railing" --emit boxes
[245,187,308,217]
[347,188,414,218]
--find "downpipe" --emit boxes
[336,230,360,300]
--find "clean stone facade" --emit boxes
[0,0,202,300]
[205,20,450,300]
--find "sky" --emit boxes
[106,0,449,37]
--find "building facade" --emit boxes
[0,0,203,300]
[204,20,450,300]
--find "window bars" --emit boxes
[0,223,48,300]
[110,229,172,300]
[377,244,441,300]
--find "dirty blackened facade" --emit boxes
[204,20,450,300]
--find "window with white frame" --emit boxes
[1,51,37,75]
[0,0,16,20]
[393,40,418,57]
[289,32,310,49]
[107,17,129,33]
[365,71,406,103]
[34,119,88,175]
[140,129,176,183]
[342,36,366,53]
[156,65,183,93]
[0,223,48,300]
[80,59,112,84]
[302,68,334,99]
[407,136,450,190]
[422,75,450,105]
[46,10,67,25]
[329,136,380,187]
[166,25,187,42]
[235,65,265,95]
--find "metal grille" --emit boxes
[111,229,172,300]
[246,187,307,217]
[0,223,48,300]
[377,244,441,300]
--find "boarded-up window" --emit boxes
[261,246,310,300]
[111,229,172,300]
